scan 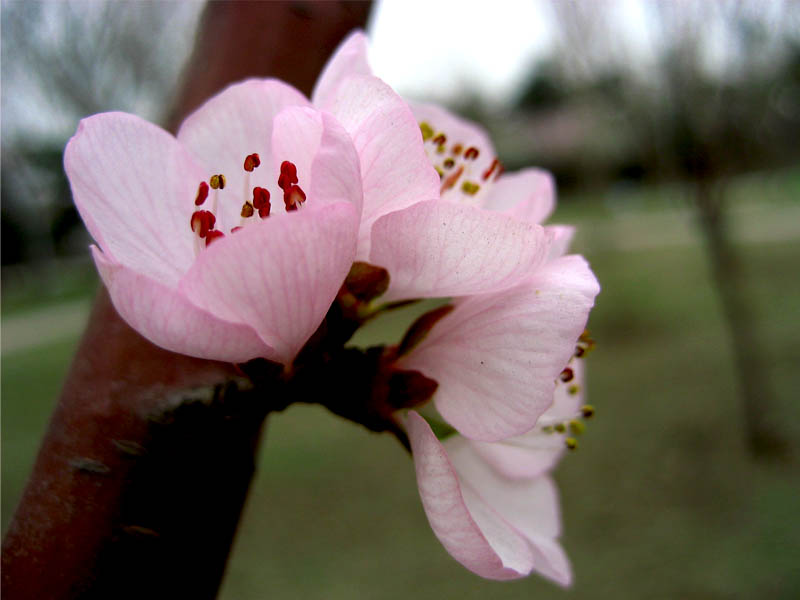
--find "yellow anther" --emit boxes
[434,166,444,178]
[240,202,254,218]
[581,404,595,418]
[419,121,434,141]
[569,419,585,435]
[554,423,566,433]
[461,181,480,195]
[210,174,226,190]
[542,425,555,434]
[568,384,580,396]
[436,144,446,154]
[565,437,578,450]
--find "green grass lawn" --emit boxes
[3,172,799,599]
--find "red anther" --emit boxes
[464,147,479,160]
[190,210,216,238]
[252,186,270,209]
[432,133,447,146]
[194,181,209,206]
[243,153,261,172]
[283,184,306,211]
[451,143,463,156]
[258,205,270,219]
[231,226,243,233]
[443,158,455,169]
[205,230,225,246]
[279,161,298,190]
[482,158,500,181]
[560,367,575,383]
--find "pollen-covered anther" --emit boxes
[283,185,306,212]
[205,230,225,246]
[419,121,434,141]
[565,437,579,451]
[464,146,479,160]
[190,210,216,238]
[581,404,595,418]
[209,174,226,190]
[194,181,209,206]
[243,153,261,172]
[240,201,254,218]
[461,181,480,196]
[443,158,455,169]
[560,367,575,383]
[252,186,271,218]
[432,133,447,146]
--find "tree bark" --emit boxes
[2,2,372,598]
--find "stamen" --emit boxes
[569,420,585,435]
[581,405,595,418]
[443,158,455,169]
[461,181,480,195]
[441,165,464,193]
[560,367,575,382]
[205,230,225,246]
[243,153,261,172]
[252,187,271,218]
[240,202,254,218]
[209,174,226,190]
[283,185,306,212]
[432,133,447,146]
[451,143,463,156]
[190,210,216,238]
[419,122,434,141]
[464,147,479,160]
[482,158,500,181]
[278,161,298,190]
[565,437,578,451]
[194,181,209,206]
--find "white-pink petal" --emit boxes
[370,200,549,302]
[92,247,272,362]
[311,30,373,110]
[545,225,576,259]
[469,360,586,480]
[407,412,572,584]
[178,203,359,365]
[65,112,205,286]
[398,255,599,441]
[482,168,555,224]
[323,75,440,259]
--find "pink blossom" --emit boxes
[65,82,365,365]
[405,357,591,583]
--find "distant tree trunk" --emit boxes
[694,179,786,459]
[1,3,372,599]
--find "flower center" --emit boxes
[189,154,307,251]
[419,121,504,201]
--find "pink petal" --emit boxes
[311,30,372,109]
[546,225,576,259]
[461,362,584,479]
[370,201,549,302]
[92,246,272,362]
[482,168,555,224]
[445,436,572,585]
[399,255,599,441]
[178,203,359,365]
[64,112,205,286]
[406,412,532,580]
[323,75,440,259]
[176,79,310,226]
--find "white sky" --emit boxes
[368,0,556,104]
